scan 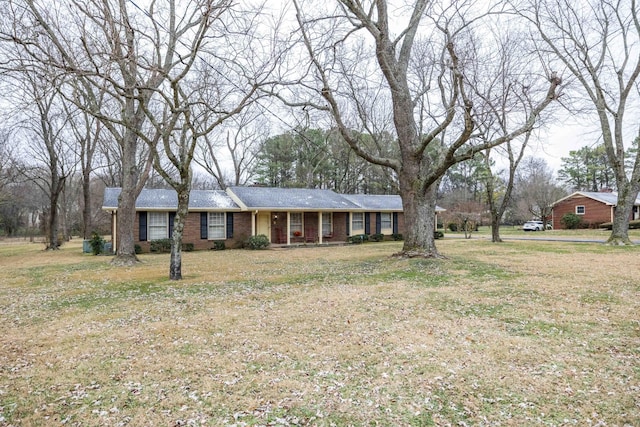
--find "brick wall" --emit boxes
[134,211,252,252]
[552,196,613,229]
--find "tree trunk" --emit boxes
[82,169,92,239]
[114,185,139,265]
[46,195,59,250]
[396,181,440,258]
[112,129,145,266]
[45,175,63,250]
[606,184,638,245]
[490,215,503,243]
[169,189,190,280]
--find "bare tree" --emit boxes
[144,5,280,280]
[465,25,550,242]
[64,83,105,239]
[516,157,566,224]
[3,0,233,264]
[292,0,561,257]
[12,72,74,249]
[516,0,640,244]
[196,106,269,189]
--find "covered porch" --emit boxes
[252,210,348,245]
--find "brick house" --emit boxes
[102,186,445,252]
[551,191,640,229]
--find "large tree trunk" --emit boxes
[112,130,144,266]
[606,183,639,245]
[169,189,190,280]
[397,181,440,258]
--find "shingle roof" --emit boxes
[227,186,361,210]
[102,188,240,210]
[341,194,403,211]
[103,186,446,212]
[552,191,640,207]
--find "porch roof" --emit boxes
[102,187,240,211]
[227,186,361,211]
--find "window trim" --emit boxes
[351,212,364,233]
[380,212,392,232]
[148,211,169,240]
[208,212,226,240]
[575,205,585,215]
[322,212,333,235]
[290,212,303,237]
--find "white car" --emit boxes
[522,220,546,231]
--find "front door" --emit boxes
[256,212,271,240]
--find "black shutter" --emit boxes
[168,212,176,238]
[375,212,382,234]
[226,213,234,238]
[364,212,370,234]
[200,212,208,239]
[346,213,350,236]
[139,212,147,241]
[392,212,399,234]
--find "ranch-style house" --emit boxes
[102,186,445,252]
[551,191,640,229]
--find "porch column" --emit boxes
[251,211,256,236]
[318,211,323,244]
[111,211,117,254]
[286,212,291,245]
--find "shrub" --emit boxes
[245,234,270,250]
[392,233,403,241]
[561,213,582,230]
[182,243,194,252]
[211,241,226,251]
[150,239,172,253]
[448,223,458,232]
[89,232,105,255]
[348,234,369,244]
[370,233,384,242]
[134,244,142,254]
[434,230,444,239]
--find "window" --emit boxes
[576,205,585,215]
[352,212,364,231]
[290,212,303,237]
[322,212,332,235]
[380,212,392,231]
[148,212,168,240]
[208,212,226,239]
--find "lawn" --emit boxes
[1,238,638,426]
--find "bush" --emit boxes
[561,213,582,230]
[434,230,444,239]
[134,244,142,254]
[182,243,194,252]
[211,241,226,251]
[370,233,384,242]
[348,234,369,244]
[89,232,105,255]
[150,239,172,253]
[448,223,458,232]
[392,233,403,241]
[245,234,270,250]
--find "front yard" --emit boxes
[0,238,638,426]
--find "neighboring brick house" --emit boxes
[102,186,445,252]
[551,191,640,229]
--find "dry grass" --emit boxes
[0,238,639,426]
